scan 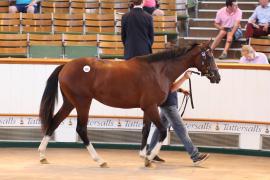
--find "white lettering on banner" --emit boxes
[0,116,268,135]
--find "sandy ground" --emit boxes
[0,148,270,180]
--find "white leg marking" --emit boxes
[38,136,50,160]
[86,143,106,166]
[139,146,147,158]
[148,142,162,160]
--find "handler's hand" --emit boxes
[184,71,192,80]
[180,88,190,96]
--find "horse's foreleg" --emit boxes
[76,99,107,168]
[147,117,167,161]
[38,99,74,164]
[139,115,151,158]
[143,105,167,167]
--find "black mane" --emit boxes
[140,43,199,62]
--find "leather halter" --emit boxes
[200,48,217,78]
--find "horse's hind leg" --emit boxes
[75,98,107,168]
[38,98,74,163]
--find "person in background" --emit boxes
[143,0,164,16]
[9,0,38,13]
[239,45,269,64]
[211,0,242,59]
[245,0,270,43]
[121,0,154,60]
[147,71,210,165]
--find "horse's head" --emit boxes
[194,41,221,84]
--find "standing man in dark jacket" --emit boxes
[121,0,154,60]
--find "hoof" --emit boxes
[40,158,49,164]
[139,155,145,159]
[99,162,108,168]
[144,158,152,167]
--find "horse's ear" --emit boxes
[210,38,213,44]
[206,38,212,46]
[202,39,213,49]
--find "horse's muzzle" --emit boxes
[204,69,220,84]
[210,70,221,83]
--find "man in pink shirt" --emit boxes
[211,0,242,59]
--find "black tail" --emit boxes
[39,65,64,133]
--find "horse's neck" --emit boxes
[165,55,194,82]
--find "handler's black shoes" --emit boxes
[153,155,165,162]
[193,153,210,166]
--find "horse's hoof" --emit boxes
[100,162,108,168]
[144,158,152,167]
[40,158,49,164]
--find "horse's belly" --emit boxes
[94,94,140,109]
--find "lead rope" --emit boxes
[178,71,200,117]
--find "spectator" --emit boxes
[246,0,270,42]
[240,45,269,64]
[143,0,164,16]
[211,0,242,59]
[9,0,38,13]
[121,0,154,60]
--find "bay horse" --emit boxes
[38,41,220,168]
